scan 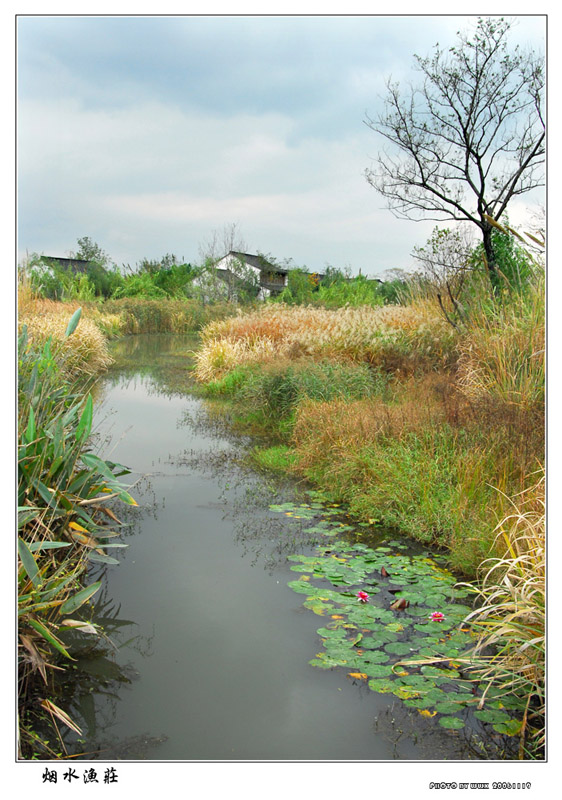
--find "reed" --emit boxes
[102,297,234,334]
[456,273,545,417]
[194,301,456,380]
[18,312,136,758]
[18,311,113,376]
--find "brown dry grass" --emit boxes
[195,301,455,380]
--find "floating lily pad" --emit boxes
[360,650,391,665]
[368,678,395,693]
[288,579,318,594]
[439,716,465,730]
[492,719,522,736]
[403,696,435,709]
[384,642,415,656]
[474,709,512,725]
[435,701,466,715]
[384,622,405,633]
[364,664,394,678]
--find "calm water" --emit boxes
[63,335,479,761]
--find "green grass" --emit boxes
[203,361,390,432]
[250,444,298,473]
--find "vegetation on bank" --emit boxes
[193,226,545,755]
[17,309,139,758]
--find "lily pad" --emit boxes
[368,678,395,693]
[438,716,465,730]
[435,701,467,715]
[474,709,512,725]
[492,719,522,736]
[384,642,415,656]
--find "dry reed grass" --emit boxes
[195,301,455,380]
[292,372,462,449]
[456,279,545,414]
[19,312,113,375]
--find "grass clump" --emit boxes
[202,360,390,441]
[18,304,114,377]
[250,445,298,474]
[102,296,234,335]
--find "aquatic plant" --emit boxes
[18,306,113,376]
[18,312,136,758]
[272,497,532,751]
[458,472,545,757]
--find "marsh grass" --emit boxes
[457,273,545,418]
[19,311,113,376]
[202,360,390,443]
[102,297,234,334]
[194,302,456,381]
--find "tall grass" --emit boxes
[18,310,113,376]
[460,471,545,757]
[204,360,390,440]
[194,301,456,381]
[457,273,545,417]
[102,297,235,335]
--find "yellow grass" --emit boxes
[195,301,454,380]
[19,311,113,376]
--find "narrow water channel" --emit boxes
[63,334,482,761]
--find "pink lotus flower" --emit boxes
[357,591,370,603]
[430,611,445,622]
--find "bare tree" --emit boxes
[197,223,251,302]
[412,225,477,328]
[364,17,545,286]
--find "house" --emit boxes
[42,256,93,274]
[212,251,289,300]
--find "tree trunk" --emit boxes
[482,224,499,293]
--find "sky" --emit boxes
[16,13,546,277]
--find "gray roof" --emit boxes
[42,256,93,273]
[227,251,289,274]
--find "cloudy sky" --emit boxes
[17,13,546,277]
